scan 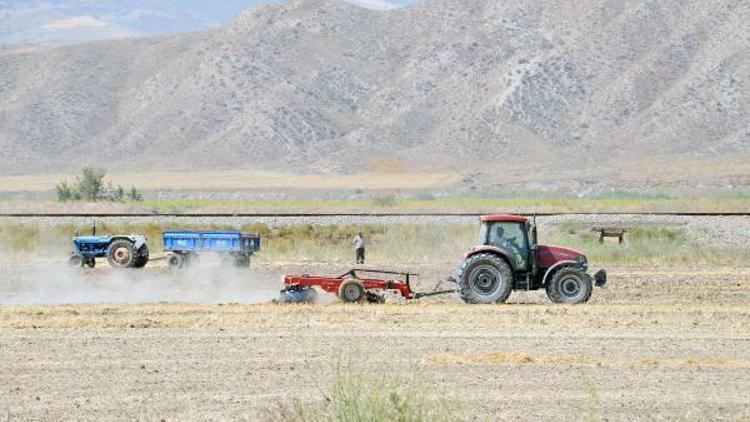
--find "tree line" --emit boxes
[56,167,142,202]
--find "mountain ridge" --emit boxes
[0,0,747,189]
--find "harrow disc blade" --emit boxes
[279,287,318,303]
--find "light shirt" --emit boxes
[353,234,365,249]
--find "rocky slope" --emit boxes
[0,0,747,188]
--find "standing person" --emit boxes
[353,232,365,264]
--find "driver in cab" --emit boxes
[491,226,526,269]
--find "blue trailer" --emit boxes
[162,230,260,268]
[69,234,149,268]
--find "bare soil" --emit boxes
[1,264,749,420]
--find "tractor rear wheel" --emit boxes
[107,239,136,268]
[338,278,365,303]
[457,253,513,304]
[546,268,592,304]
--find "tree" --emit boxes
[55,180,78,201]
[112,185,125,202]
[76,166,107,201]
[127,186,143,201]
[54,167,142,202]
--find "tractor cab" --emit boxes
[478,214,535,272]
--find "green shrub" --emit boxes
[371,195,399,207]
[77,166,107,201]
[54,167,143,203]
[55,180,80,201]
[127,186,143,201]
[263,369,452,422]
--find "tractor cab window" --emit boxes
[484,222,529,270]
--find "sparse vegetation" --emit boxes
[55,180,80,201]
[113,192,750,214]
[54,167,142,203]
[264,368,452,422]
[371,195,399,207]
[1,222,748,266]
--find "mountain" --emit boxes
[0,1,267,44]
[0,0,412,45]
[0,0,748,189]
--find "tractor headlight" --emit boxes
[576,255,588,271]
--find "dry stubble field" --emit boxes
[1,262,749,421]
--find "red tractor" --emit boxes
[455,214,606,304]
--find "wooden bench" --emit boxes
[592,227,629,244]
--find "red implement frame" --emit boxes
[283,268,454,300]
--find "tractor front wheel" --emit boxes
[107,240,136,268]
[457,253,513,304]
[68,254,83,267]
[546,268,593,304]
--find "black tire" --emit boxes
[86,258,96,268]
[233,253,251,268]
[366,291,386,304]
[107,239,136,268]
[547,268,593,304]
[168,254,184,269]
[545,278,561,303]
[457,253,513,304]
[132,245,149,268]
[338,278,365,303]
[68,254,83,267]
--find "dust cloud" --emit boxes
[0,255,284,305]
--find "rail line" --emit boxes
[1,212,749,218]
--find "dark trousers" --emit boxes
[355,248,365,264]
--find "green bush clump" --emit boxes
[55,167,142,203]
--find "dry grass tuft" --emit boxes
[427,351,750,368]
[262,367,453,422]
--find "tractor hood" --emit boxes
[535,245,585,268]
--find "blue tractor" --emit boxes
[69,234,150,269]
[163,230,260,268]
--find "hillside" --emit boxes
[0,0,279,44]
[0,0,748,189]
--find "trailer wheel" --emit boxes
[233,253,251,268]
[107,239,136,268]
[168,254,184,269]
[338,278,365,303]
[547,268,593,304]
[457,253,512,304]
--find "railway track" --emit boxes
[1,212,749,217]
